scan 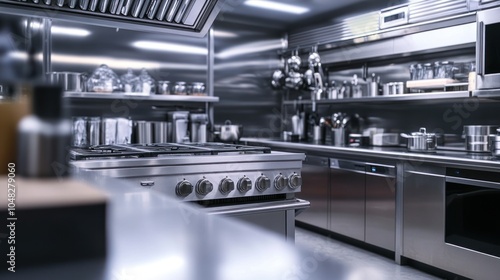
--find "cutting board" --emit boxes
[406,78,460,89]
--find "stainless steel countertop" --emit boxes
[241,138,500,170]
[1,170,354,280]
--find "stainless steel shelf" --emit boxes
[282,91,471,105]
[64,92,219,103]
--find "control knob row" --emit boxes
[175,173,302,197]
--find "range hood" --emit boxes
[0,0,225,37]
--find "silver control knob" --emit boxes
[289,173,302,189]
[196,179,213,196]
[255,175,271,192]
[219,178,235,195]
[274,175,289,191]
[237,177,253,193]
[175,180,193,197]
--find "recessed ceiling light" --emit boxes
[132,41,208,55]
[244,0,309,15]
[51,26,91,37]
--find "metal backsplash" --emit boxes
[213,19,285,138]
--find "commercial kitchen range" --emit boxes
[2,0,500,279]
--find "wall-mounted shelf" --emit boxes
[282,91,471,105]
[64,92,219,103]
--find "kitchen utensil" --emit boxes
[422,63,434,79]
[47,72,84,92]
[174,81,187,95]
[331,128,348,146]
[372,133,400,146]
[271,69,286,89]
[101,118,117,145]
[157,81,171,95]
[190,113,208,143]
[463,125,498,152]
[287,54,301,73]
[191,82,206,96]
[282,131,292,142]
[134,121,153,144]
[120,68,140,93]
[86,64,123,93]
[168,111,190,143]
[313,125,325,144]
[219,120,243,142]
[153,121,169,143]
[492,128,500,157]
[401,127,436,152]
[348,134,370,147]
[285,72,304,90]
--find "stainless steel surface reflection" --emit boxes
[2,171,355,279]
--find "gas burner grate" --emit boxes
[70,143,272,160]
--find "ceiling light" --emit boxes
[244,0,309,14]
[213,30,238,38]
[51,26,91,37]
[132,41,208,55]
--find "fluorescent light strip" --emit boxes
[213,30,238,38]
[244,0,309,15]
[51,26,91,37]
[132,41,208,55]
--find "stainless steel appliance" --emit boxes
[189,113,208,143]
[295,155,329,230]
[168,111,189,143]
[445,167,500,258]
[463,125,498,152]
[70,143,309,241]
[475,7,500,93]
[330,158,396,251]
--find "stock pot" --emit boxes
[401,127,436,152]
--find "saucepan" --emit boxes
[214,120,243,142]
[401,127,437,152]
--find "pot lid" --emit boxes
[411,127,435,136]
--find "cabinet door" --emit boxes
[330,168,365,241]
[296,156,329,230]
[365,172,396,251]
[403,168,445,262]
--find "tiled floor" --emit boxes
[295,227,443,280]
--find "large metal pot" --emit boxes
[463,125,498,152]
[492,128,500,157]
[215,120,243,142]
[401,127,436,152]
[47,72,84,92]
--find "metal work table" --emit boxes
[1,170,355,280]
[241,138,500,171]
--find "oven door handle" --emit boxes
[204,199,310,216]
[446,176,500,190]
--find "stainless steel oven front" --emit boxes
[476,6,500,92]
[445,167,500,258]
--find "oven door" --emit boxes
[445,168,500,258]
[204,199,310,242]
[476,7,500,91]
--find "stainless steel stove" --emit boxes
[70,143,309,241]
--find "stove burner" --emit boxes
[71,143,272,160]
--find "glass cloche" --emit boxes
[86,64,123,93]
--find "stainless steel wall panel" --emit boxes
[408,0,468,24]
[213,20,284,138]
[288,11,380,50]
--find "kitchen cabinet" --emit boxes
[295,155,330,230]
[330,158,396,251]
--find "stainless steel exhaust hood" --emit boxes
[0,0,225,37]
